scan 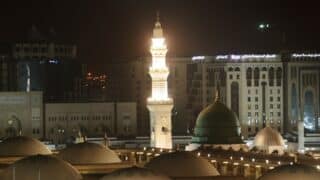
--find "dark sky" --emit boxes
[1,0,320,71]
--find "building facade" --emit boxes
[106,53,320,143]
[0,92,43,138]
[45,102,137,143]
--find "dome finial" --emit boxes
[215,83,221,102]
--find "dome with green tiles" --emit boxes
[192,88,243,144]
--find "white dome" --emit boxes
[0,155,82,180]
[259,164,320,180]
[145,151,219,178]
[254,127,285,147]
[0,136,51,157]
[101,166,171,180]
[58,142,121,164]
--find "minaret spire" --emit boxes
[147,13,173,149]
[153,11,163,38]
[156,11,160,22]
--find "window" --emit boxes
[278,89,280,94]
[270,104,273,109]
[248,104,251,110]
[255,97,258,102]
[248,97,251,102]
[256,89,258,94]
[237,74,240,79]
[270,97,273,101]
[277,104,281,108]
[229,74,233,79]
[255,105,258,110]
[248,90,251,94]
[278,112,281,117]
[270,112,273,117]
[262,74,266,79]
[248,112,252,117]
[270,89,272,94]
[255,112,259,116]
[277,96,280,101]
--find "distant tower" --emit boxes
[147,13,173,149]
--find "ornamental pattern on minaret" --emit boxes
[148,13,171,102]
[147,13,173,149]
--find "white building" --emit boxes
[45,102,136,143]
[0,92,43,138]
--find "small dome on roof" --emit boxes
[0,136,51,156]
[145,151,219,178]
[192,87,243,144]
[58,142,121,164]
[259,164,320,180]
[0,155,82,180]
[254,126,285,147]
[101,166,171,180]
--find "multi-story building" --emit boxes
[76,72,108,101]
[0,92,43,138]
[284,53,320,147]
[11,26,83,101]
[106,58,151,136]
[45,102,137,143]
[106,53,320,143]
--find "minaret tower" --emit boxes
[147,13,173,149]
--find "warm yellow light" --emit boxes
[152,38,165,48]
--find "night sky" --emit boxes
[1,0,320,71]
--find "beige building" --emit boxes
[0,92,43,138]
[45,102,136,143]
[284,54,320,148]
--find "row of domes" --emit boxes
[0,136,319,180]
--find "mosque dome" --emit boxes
[254,126,285,147]
[100,166,171,180]
[0,136,51,156]
[258,164,320,180]
[145,151,219,178]
[0,155,82,180]
[58,142,121,164]
[192,88,243,144]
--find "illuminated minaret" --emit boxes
[147,13,173,149]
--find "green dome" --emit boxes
[192,96,243,144]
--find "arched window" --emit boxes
[235,67,240,71]
[228,67,233,71]
[269,67,274,86]
[254,68,260,86]
[276,68,282,86]
[304,91,315,131]
[231,82,240,117]
[291,84,298,124]
[246,67,252,86]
